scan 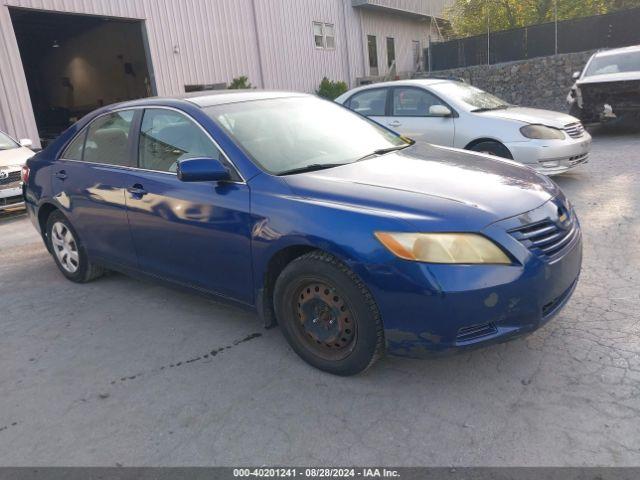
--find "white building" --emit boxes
[0,0,450,147]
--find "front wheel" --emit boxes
[468,141,513,159]
[46,211,104,283]
[273,251,384,376]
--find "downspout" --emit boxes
[340,0,353,88]
[251,0,266,88]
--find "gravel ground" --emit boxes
[0,129,639,466]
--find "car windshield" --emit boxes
[584,51,640,77]
[206,96,409,175]
[0,131,19,151]
[430,82,511,111]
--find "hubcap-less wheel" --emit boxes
[51,221,80,273]
[293,281,356,361]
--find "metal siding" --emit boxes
[360,8,432,75]
[353,0,453,18]
[0,0,442,145]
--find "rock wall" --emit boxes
[419,51,596,112]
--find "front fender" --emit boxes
[248,173,413,324]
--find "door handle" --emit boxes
[127,183,148,197]
[55,170,67,180]
[388,121,402,127]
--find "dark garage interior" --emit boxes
[10,8,154,146]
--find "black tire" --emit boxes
[46,210,104,283]
[273,251,384,376]
[468,141,513,159]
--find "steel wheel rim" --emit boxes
[292,280,357,361]
[51,221,80,273]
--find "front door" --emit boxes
[125,108,253,304]
[381,86,455,146]
[51,110,138,268]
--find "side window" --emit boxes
[392,88,446,117]
[84,111,135,166]
[348,89,387,117]
[138,109,222,173]
[61,130,87,161]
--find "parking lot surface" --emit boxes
[1,130,639,466]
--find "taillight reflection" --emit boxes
[21,165,30,184]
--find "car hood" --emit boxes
[476,106,578,128]
[578,71,640,85]
[282,143,559,231]
[0,147,34,168]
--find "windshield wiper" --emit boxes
[471,105,511,112]
[355,144,413,162]
[277,163,349,176]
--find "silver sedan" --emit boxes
[335,79,592,176]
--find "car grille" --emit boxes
[508,210,579,261]
[0,170,21,186]
[0,195,23,208]
[564,122,585,139]
[569,152,589,166]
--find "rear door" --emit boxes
[345,87,389,126]
[51,110,138,268]
[124,107,253,304]
[383,86,455,146]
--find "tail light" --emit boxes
[21,165,30,184]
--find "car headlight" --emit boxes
[520,124,565,140]
[374,232,512,264]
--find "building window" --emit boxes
[325,24,335,49]
[387,37,396,69]
[313,22,335,50]
[367,35,378,76]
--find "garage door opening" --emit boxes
[10,8,155,147]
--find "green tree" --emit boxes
[444,0,640,37]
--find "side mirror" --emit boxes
[177,158,231,182]
[19,138,33,148]
[429,105,452,117]
[572,71,581,80]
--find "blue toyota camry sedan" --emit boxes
[22,91,582,375]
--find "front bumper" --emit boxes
[364,199,582,358]
[506,132,592,175]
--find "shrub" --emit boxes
[316,77,348,100]
[228,76,252,89]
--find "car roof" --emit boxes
[106,90,310,112]
[178,90,308,107]
[155,90,309,108]
[343,78,458,95]
[594,44,640,57]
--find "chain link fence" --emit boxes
[426,7,640,71]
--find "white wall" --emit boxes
[360,9,432,76]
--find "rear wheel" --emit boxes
[46,211,104,283]
[274,251,384,376]
[468,141,513,159]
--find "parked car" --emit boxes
[567,45,640,124]
[23,92,582,375]
[0,130,34,212]
[336,79,591,176]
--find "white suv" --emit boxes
[336,79,592,176]
[0,130,34,212]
